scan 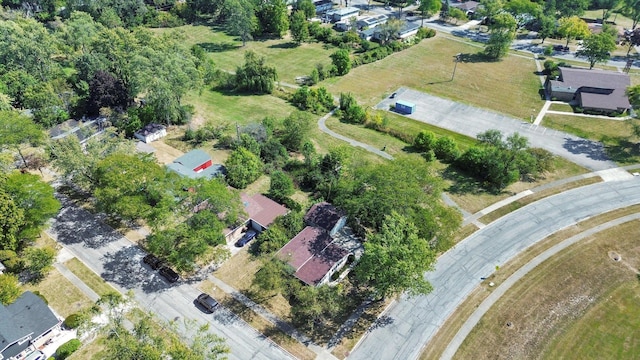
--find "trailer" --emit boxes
[395,100,416,114]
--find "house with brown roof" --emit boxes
[278,226,350,286]
[545,67,631,114]
[304,202,347,237]
[277,202,362,286]
[224,193,289,242]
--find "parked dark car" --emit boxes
[196,293,219,313]
[158,266,179,283]
[553,44,569,52]
[235,230,258,247]
[143,254,162,270]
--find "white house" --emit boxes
[134,123,167,143]
[327,6,359,22]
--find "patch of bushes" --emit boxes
[290,86,335,114]
[63,313,83,329]
[55,339,81,360]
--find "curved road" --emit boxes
[348,177,640,360]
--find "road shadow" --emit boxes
[562,137,611,161]
[51,197,123,249]
[369,314,394,330]
[101,246,171,293]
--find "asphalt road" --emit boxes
[348,177,640,360]
[48,195,294,360]
[378,87,617,171]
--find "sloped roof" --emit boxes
[168,150,225,179]
[549,67,631,110]
[278,226,349,286]
[0,292,60,358]
[451,1,479,11]
[304,202,346,232]
[173,149,211,170]
[241,193,289,228]
[135,123,166,137]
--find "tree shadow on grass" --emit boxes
[197,41,240,52]
[441,166,486,195]
[269,42,299,49]
[604,139,640,164]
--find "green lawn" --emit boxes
[322,34,545,120]
[64,258,117,297]
[152,25,335,83]
[24,269,93,317]
[543,281,640,359]
[547,102,574,112]
[184,88,296,127]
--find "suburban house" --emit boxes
[134,123,167,143]
[278,226,350,286]
[167,149,226,179]
[356,14,388,30]
[370,21,421,42]
[224,193,289,242]
[278,202,359,286]
[304,202,347,237]
[449,0,479,17]
[545,67,631,114]
[0,292,62,360]
[327,7,359,22]
[313,0,333,14]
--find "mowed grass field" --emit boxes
[322,34,545,120]
[454,218,640,359]
[542,114,640,165]
[152,25,334,83]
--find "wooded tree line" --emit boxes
[0,11,213,128]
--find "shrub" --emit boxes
[422,149,436,162]
[63,313,83,329]
[55,339,81,360]
[543,45,553,56]
[434,136,460,163]
[413,130,436,152]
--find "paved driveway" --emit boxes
[349,177,640,360]
[379,88,617,171]
[48,195,293,360]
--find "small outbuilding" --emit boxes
[167,149,225,179]
[134,123,167,143]
[395,100,416,114]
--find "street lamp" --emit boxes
[451,53,462,81]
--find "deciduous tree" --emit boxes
[290,10,309,44]
[0,274,21,305]
[227,0,258,46]
[575,32,617,69]
[355,211,436,299]
[417,0,441,26]
[0,111,44,168]
[235,51,278,94]
[330,49,352,75]
[225,147,263,189]
[558,16,590,48]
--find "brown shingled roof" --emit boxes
[241,193,289,228]
[556,67,630,110]
[304,202,345,233]
[278,226,349,286]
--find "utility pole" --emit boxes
[451,53,462,81]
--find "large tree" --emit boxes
[0,191,24,252]
[620,0,640,29]
[255,0,290,37]
[417,0,441,26]
[227,0,258,46]
[290,10,309,44]
[93,153,176,224]
[355,211,436,299]
[225,147,263,189]
[330,49,352,75]
[554,0,589,17]
[3,172,60,242]
[484,12,517,60]
[558,16,590,48]
[235,51,278,94]
[0,111,45,168]
[593,0,621,21]
[575,32,617,69]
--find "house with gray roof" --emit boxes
[545,67,631,114]
[167,149,225,179]
[134,123,166,143]
[0,292,62,360]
